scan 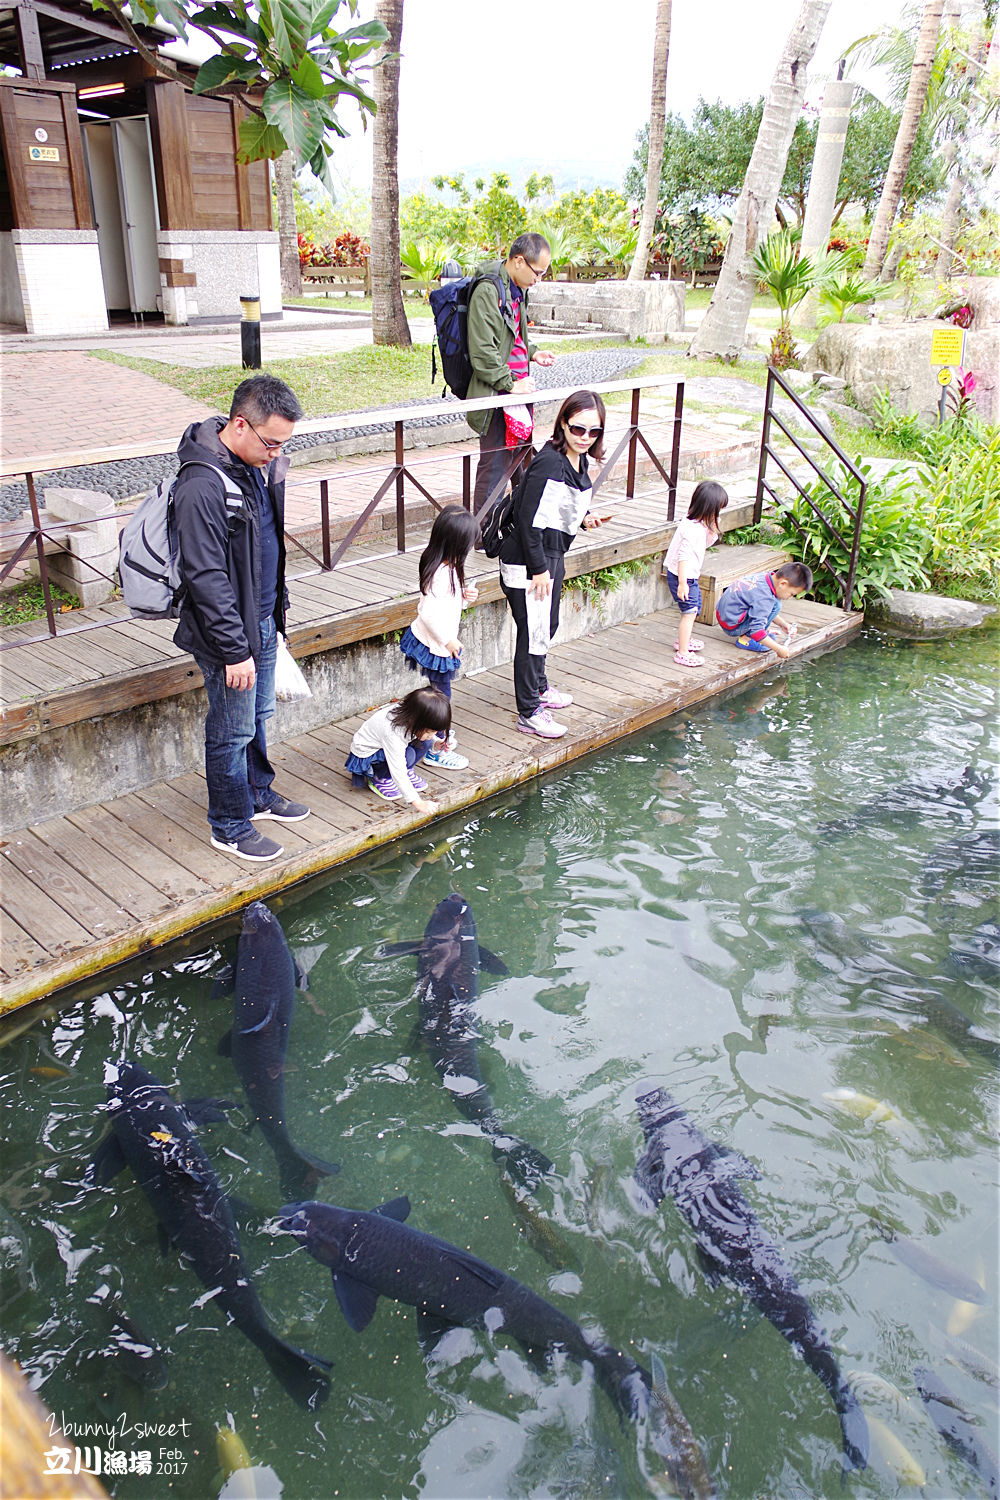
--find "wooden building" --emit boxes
[0,0,278,334]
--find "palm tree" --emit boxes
[273,153,302,300]
[862,0,947,281]
[628,0,672,284]
[689,0,832,362]
[370,0,411,346]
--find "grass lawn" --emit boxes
[0,577,79,626]
[284,293,434,319]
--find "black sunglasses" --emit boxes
[567,423,603,439]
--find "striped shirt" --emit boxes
[506,284,529,381]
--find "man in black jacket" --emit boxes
[173,375,309,862]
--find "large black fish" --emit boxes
[632,1084,868,1473]
[279,1195,651,1426]
[90,1061,330,1411]
[818,765,989,841]
[914,1364,999,1497]
[377,893,553,1188]
[218,901,337,1200]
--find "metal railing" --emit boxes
[755,366,867,611]
[0,374,685,648]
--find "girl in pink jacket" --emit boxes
[662,481,729,667]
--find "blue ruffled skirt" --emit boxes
[400,626,460,678]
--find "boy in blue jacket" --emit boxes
[716,561,812,659]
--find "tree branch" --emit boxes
[96,0,262,110]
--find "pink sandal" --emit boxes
[674,650,704,668]
[674,639,703,651]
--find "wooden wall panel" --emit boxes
[186,95,239,229]
[147,79,194,230]
[0,81,90,230]
[248,158,271,231]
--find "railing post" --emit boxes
[845,475,867,612]
[626,385,640,498]
[755,368,775,524]
[320,479,331,571]
[394,419,405,553]
[462,454,471,511]
[26,472,57,638]
[668,381,684,522]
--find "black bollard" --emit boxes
[240,294,261,369]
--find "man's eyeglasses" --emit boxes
[243,418,286,453]
[525,260,548,281]
[567,423,603,439]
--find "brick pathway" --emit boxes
[0,352,213,461]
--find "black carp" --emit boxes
[278,1195,650,1425]
[218,901,337,1200]
[90,1061,330,1410]
[632,1084,868,1473]
[914,1363,999,1497]
[377,893,553,1188]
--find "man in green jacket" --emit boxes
[467,231,555,514]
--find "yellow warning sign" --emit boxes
[930,328,965,366]
[938,367,953,386]
[27,145,59,163]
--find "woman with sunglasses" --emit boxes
[498,389,612,738]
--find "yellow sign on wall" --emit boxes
[929,328,966,366]
[27,146,60,163]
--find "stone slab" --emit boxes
[866,588,996,637]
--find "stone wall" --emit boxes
[804,319,999,424]
[8,231,109,336]
[528,280,685,342]
[156,230,282,326]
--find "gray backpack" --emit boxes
[118,460,243,619]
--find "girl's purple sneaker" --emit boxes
[366,774,401,800]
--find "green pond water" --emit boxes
[1,629,997,1500]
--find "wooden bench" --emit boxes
[301,264,371,295]
[695,542,792,625]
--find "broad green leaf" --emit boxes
[237,115,287,164]
[311,0,343,35]
[193,55,261,94]
[292,53,326,99]
[337,20,389,43]
[266,0,312,69]
[190,3,263,46]
[154,0,189,38]
[323,74,375,112]
[309,140,336,199]
[262,78,325,163]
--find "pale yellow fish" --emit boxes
[216,1425,252,1478]
[866,1414,927,1486]
[823,1088,901,1128]
[150,1130,173,1144]
[30,1065,70,1079]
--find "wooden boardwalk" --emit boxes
[0,596,860,1013]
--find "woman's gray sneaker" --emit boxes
[211,829,284,861]
[516,708,567,739]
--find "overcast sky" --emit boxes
[318,0,909,194]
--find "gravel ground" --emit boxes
[0,346,649,521]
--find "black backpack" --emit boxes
[429,271,508,398]
[479,478,522,559]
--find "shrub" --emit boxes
[774,462,931,607]
[916,421,1000,603]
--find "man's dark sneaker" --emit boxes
[252,794,310,822]
[211,828,284,862]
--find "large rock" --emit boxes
[866,588,996,638]
[527,279,685,343]
[803,322,999,423]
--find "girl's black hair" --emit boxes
[388,686,452,738]
[418,504,481,594]
[550,389,607,462]
[687,480,729,529]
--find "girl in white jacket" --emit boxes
[399,505,480,769]
[662,481,729,667]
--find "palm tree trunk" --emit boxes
[689,0,831,362]
[371,0,411,347]
[627,0,672,284]
[274,153,302,300]
[863,0,946,281]
[934,141,962,280]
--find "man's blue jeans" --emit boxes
[195,616,278,841]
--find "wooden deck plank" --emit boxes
[2,830,134,939]
[0,908,50,976]
[29,814,170,923]
[65,802,212,904]
[0,852,92,954]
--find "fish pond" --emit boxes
[1,628,997,1500]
